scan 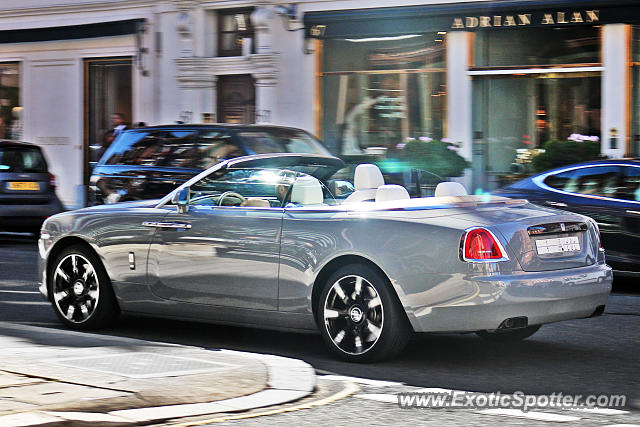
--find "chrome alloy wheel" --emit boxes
[52,254,100,323]
[323,275,384,355]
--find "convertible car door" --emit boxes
[147,205,283,310]
[147,168,286,310]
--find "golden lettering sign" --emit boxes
[451,10,599,29]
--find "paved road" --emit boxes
[1,233,638,426]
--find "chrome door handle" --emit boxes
[545,201,568,207]
[142,221,192,229]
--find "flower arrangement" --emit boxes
[531,135,602,172]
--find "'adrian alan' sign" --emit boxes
[451,10,600,29]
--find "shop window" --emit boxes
[473,26,600,67]
[218,9,254,57]
[320,34,447,155]
[472,73,601,189]
[0,63,21,140]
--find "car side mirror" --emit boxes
[172,187,190,213]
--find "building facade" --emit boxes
[1,0,639,207]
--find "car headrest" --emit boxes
[354,164,384,190]
[375,184,410,202]
[290,176,324,206]
[435,182,468,197]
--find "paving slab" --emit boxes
[0,321,316,425]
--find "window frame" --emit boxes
[217,8,254,57]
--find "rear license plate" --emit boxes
[7,181,40,191]
[535,236,580,255]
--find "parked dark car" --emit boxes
[0,140,64,234]
[89,124,333,205]
[494,159,640,275]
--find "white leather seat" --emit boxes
[344,164,385,203]
[375,184,410,202]
[290,175,324,206]
[435,181,468,197]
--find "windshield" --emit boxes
[0,147,47,173]
[236,129,331,156]
[187,167,337,207]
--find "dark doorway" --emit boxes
[218,75,255,124]
[84,57,132,173]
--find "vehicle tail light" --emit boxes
[462,228,507,262]
[49,173,57,190]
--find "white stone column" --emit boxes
[251,5,274,54]
[178,72,216,123]
[602,24,629,157]
[250,6,279,124]
[253,69,278,124]
[446,31,472,188]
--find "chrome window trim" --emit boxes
[532,163,640,205]
[460,226,510,263]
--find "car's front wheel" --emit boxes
[48,245,119,330]
[318,264,411,362]
[475,325,541,342]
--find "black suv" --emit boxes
[89,124,332,205]
[0,140,64,234]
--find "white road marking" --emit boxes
[478,409,580,422]
[0,301,50,306]
[414,387,458,394]
[0,290,40,294]
[355,393,398,403]
[570,408,629,415]
[320,375,403,387]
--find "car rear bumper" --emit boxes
[0,198,64,230]
[407,263,613,333]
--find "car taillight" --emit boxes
[49,173,57,190]
[462,228,508,262]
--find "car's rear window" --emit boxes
[0,146,47,173]
[100,130,243,169]
[237,129,330,155]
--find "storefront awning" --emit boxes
[0,19,145,44]
[304,0,640,38]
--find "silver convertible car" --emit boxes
[37,154,612,362]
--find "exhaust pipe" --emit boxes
[498,316,528,330]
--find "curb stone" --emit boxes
[0,323,317,426]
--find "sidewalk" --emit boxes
[0,322,316,426]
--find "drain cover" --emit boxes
[48,353,237,379]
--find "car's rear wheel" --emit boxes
[49,245,119,330]
[475,325,541,342]
[318,264,411,362]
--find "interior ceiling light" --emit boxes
[344,34,422,43]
